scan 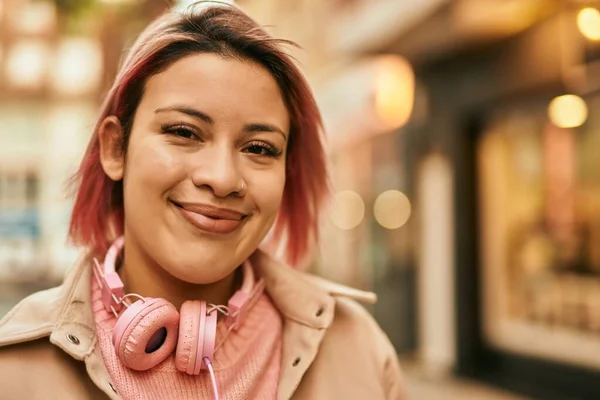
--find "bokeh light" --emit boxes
[577,7,600,41]
[375,55,414,129]
[14,1,56,35]
[5,40,50,89]
[374,190,412,229]
[50,38,103,96]
[548,94,588,128]
[330,190,365,230]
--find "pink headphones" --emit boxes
[92,236,264,383]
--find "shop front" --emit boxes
[385,2,600,398]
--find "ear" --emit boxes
[98,116,125,181]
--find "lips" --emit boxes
[171,200,248,235]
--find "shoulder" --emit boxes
[0,339,54,398]
[0,337,64,370]
[0,287,64,394]
[327,295,396,362]
[0,284,63,347]
[0,338,102,399]
[301,272,386,347]
[318,290,408,399]
[0,256,90,348]
[328,296,408,399]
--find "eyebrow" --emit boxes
[244,123,287,141]
[155,105,288,141]
[155,106,214,124]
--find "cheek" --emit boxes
[253,167,286,216]
[124,139,183,195]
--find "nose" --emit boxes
[190,144,243,198]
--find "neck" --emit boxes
[117,247,240,310]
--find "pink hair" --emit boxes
[68,4,330,266]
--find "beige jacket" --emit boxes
[0,250,407,400]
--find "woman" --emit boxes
[0,3,407,399]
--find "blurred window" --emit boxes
[477,97,600,370]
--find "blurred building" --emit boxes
[242,0,422,354]
[0,0,165,288]
[380,2,600,399]
[2,0,600,398]
[244,0,600,399]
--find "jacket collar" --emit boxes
[0,253,98,359]
[251,249,335,329]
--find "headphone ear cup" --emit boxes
[175,300,204,375]
[201,307,217,370]
[112,298,179,371]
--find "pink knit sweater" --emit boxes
[91,276,283,400]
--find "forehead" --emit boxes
[140,53,289,129]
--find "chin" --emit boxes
[156,225,258,283]
[163,254,238,285]
[166,266,228,285]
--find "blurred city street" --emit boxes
[2,0,600,399]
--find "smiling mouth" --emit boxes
[170,200,249,234]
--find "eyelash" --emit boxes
[244,141,283,158]
[160,123,283,158]
[161,123,197,139]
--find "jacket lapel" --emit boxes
[0,255,120,399]
[0,254,92,350]
[251,250,336,400]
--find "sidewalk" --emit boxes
[403,364,529,400]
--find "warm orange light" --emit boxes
[374,55,414,129]
[577,7,600,41]
[548,95,588,128]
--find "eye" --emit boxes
[161,124,198,140]
[244,141,283,158]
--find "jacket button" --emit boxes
[292,357,301,367]
[109,382,117,393]
[66,334,80,345]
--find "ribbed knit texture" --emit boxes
[91,276,282,400]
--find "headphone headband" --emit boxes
[104,236,125,274]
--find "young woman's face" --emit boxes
[118,53,289,284]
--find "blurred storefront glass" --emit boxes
[478,96,600,371]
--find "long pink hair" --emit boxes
[68,4,330,266]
